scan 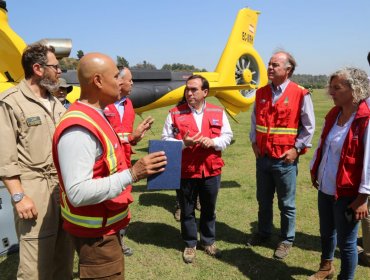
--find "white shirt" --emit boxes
[161,102,233,151]
[311,112,370,195]
[57,102,133,207]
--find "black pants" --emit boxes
[177,175,221,248]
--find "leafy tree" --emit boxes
[59,57,79,71]
[131,60,157,70]
[117,56,129,68]
[161,63,206,72]
[77,50,84,60]
[291,74,328,89]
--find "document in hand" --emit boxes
[147,140,182,190]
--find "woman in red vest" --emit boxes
[310,67,370,280]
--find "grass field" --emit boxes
[1,89,370,279]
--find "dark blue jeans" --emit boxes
[256,156,297,243]
[177,175,221,248]
[318,191,360,280]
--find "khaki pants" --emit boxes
[15,176,74,280]
[361,198,370,262]
[72,233,124,280]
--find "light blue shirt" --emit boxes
[271,79,289,104]
[114,97,127,120]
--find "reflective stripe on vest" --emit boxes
[256,124,298,135]
[61,206,103,228]
[106,207,129,227]
[60,110,118,173]
[60,189,129,228]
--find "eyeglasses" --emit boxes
[43,64,61,71]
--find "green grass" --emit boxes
[1,90,370,279]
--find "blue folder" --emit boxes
[147,140,182,190]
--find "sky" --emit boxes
[5,0,370,75]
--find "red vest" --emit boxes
[170,102,224,178]
[52,102,131,238]
[103,99,135,203]
[310,101,370,198]
[255,82,309,158]
[104,98,135,167]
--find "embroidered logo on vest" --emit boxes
[352,125,360,140]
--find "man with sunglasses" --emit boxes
[0,43,74,279]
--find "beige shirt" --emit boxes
[0,79,66,179]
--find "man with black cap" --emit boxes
[53,78,73,109]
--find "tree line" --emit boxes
[60,51,206,73]
[290,74,328,90]
[60,50,328,89]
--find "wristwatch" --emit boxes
[294,146,302,154]
[12,192,25,203]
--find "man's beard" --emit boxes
[39,76,59,93]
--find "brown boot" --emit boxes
[308,260,335,280]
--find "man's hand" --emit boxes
[130,116,154,144]
[311,174,319,189]
[131,151,167,180]
[349,194,369,221]
[199,137,215,149]
[15,196,38,220]
[2,176,38,219]
[280,148,298,164]
[183,131,202,147]
[252,142,260,158]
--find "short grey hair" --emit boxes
[329,67,370,104]
[272,50,297,78]
[119,67,128,78]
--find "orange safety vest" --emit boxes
[53,102,131,238]
[310,101,370,198]
[255,82,309,158]
[170,102,224,178]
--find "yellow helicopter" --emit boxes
[0,2,267,118]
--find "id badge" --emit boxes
[26,116,42,126]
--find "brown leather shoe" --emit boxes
[308,260,335,280]
[201,243,222,258]
[359,252,370,267]
[183,247,196,263]
[273,242,292,259]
